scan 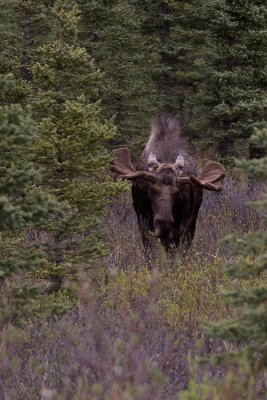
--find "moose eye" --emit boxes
[148,164,157,172]
[150,184,160,194]
[177,165,184,175]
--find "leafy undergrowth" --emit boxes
[0,177,266,399]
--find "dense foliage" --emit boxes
[192,0,267,157]
[30,0,124,292]
[204,128,267,368]
[0,0,266,398]
[0,73,58,326]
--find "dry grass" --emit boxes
[0,176,265,399]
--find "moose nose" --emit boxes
[155,227,162,238]
[154,219,173,240]
[155,228,173,242]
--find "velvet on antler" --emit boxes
[111,148,226,191]
[110,148,158,182]
[177,159,226,192]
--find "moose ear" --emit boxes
[110,148,158,182]
[189,159,226,191]
[148,153,159,171]
[174,154,185,175]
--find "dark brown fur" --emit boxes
[132,115,202,254]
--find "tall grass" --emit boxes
[0,177,265,399]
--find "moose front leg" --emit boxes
[178,188,203,254]
[136,215,155,268]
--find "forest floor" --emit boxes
[1,177,266,399]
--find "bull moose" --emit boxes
[110,115,226,254]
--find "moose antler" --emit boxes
[110,148,158,182]
[111,148,226,191]
[177,159,226,192]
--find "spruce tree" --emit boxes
[133,0,204,126]
[16,0,55,79]
[193,0,267,158]
[31,0,124,291]
[78,0,157,149]
[203,128,267,369]
[0,0,20,76]
[0,0,54,104]
[78,0,205,147]
[0,0,31,104]
[0,73,58,326]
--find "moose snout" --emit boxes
[154,217,173,240]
